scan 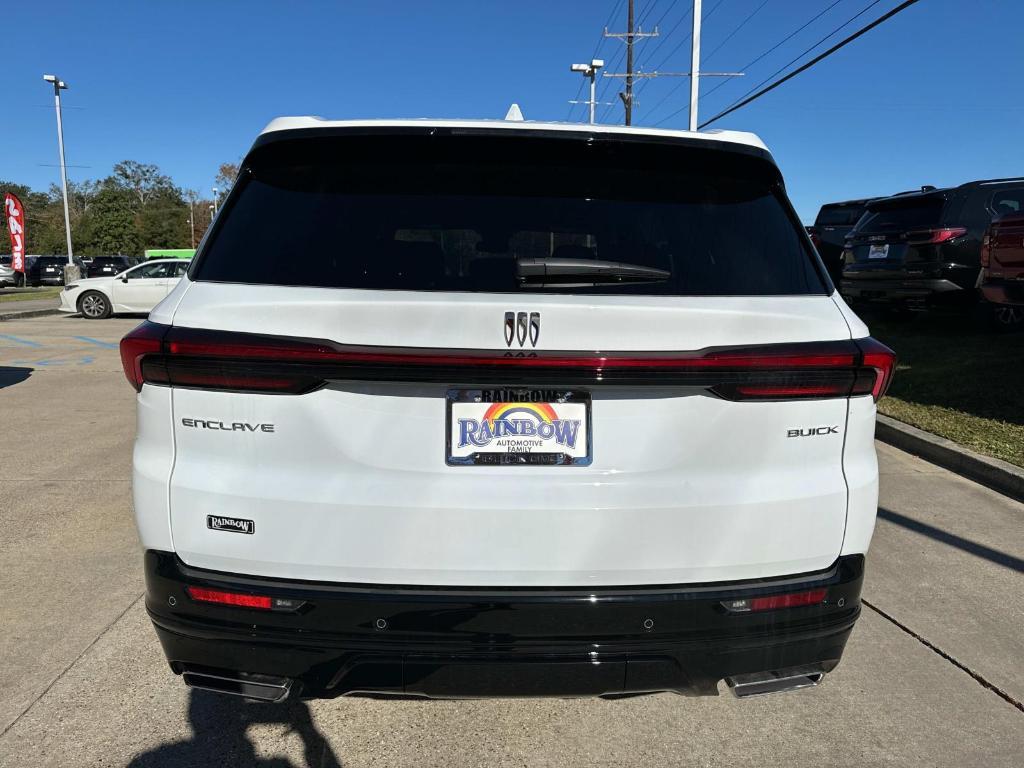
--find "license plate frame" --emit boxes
[446,388,592,467]
[868,244,890,260]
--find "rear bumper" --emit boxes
[980,277,1024,306]
[841,264,979,304]
[840,276,965,302]
[145,550,864,699]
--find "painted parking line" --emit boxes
[0,334,42,348]
[9,355,96,367]
[72,336,117,349]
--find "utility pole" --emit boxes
[603,0,658,125]
[212,187,219,216]
[569,59,605,124]
[689,0,702,131]
[602,0,741,129]
[43,74,75,274]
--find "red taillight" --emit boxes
[120,324,896,402]
[186,586,272,610]
[905,226,967,245]
[806,227,822,249]
[722,588,828,613]
[854,337,897,401]
[980,232,991,268]
[119,321,168,391]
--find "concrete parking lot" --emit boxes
[1,314,1022,767]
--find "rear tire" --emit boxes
[78,291,112,319]
[987,303,1024,333]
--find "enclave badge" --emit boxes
[207,515,255,534]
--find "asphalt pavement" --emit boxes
[1,314,1022,767]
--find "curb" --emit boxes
[0,308,61,322]
[876,414,1024,503]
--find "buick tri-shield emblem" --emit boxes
[505,311,540,348]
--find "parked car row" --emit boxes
[59,258,191,318]
[0,254,145,287]
[810,177,1024,328]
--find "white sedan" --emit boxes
[60,259,191,319]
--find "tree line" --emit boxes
[1,162,238,257]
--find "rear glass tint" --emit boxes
[193,134,827,296]
[856,196,946,233]
[815,204,866,227]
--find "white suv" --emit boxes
[121,118,894,702]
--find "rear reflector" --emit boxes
[722,588,828,613]
[120,321,896,401]
[184,586,304,612]
[186,586,272,610]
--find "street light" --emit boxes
[211,187,219,216]
[43,74,75,271]
[570,59,604,125]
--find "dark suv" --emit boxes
[808,199,874,284]
[88,256,134,278]
[26,255,88,286]
[841,178,1024,309]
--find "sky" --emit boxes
[2,0,1021,222]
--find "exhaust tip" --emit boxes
[182,667,294,703]
[725,666,825,698]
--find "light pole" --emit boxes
[570,59,604,125]
[212,187,219,216]
[187,193,196,249]
[43,74,76,273]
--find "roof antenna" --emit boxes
[504,103,525,121]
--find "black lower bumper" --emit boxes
[981,278,1024,307]
[145,551,864,699]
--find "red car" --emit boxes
[980,212,1024,329]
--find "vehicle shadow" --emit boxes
[125,689,342,767]
[877,507,1024,573]
[0,366,32,389]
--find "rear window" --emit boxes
[815,204,865,227]
[193,133,827,296]
[856,196,947,234]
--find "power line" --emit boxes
[713,0,883,116]
[699,0,923,128]
[635,0,728,121]
[702,0,770,65]
[653,0,882,126]
[634,2,691,78]
[699,0,846,104]
[567,0,624,120]
[633,0,668,54]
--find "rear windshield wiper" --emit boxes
[516,257,670,287]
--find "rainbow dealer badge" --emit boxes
[446,389,592,466]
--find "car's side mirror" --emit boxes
[121,276,129,283]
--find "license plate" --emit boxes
[868,244,890,259]
[446,389,591,466]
